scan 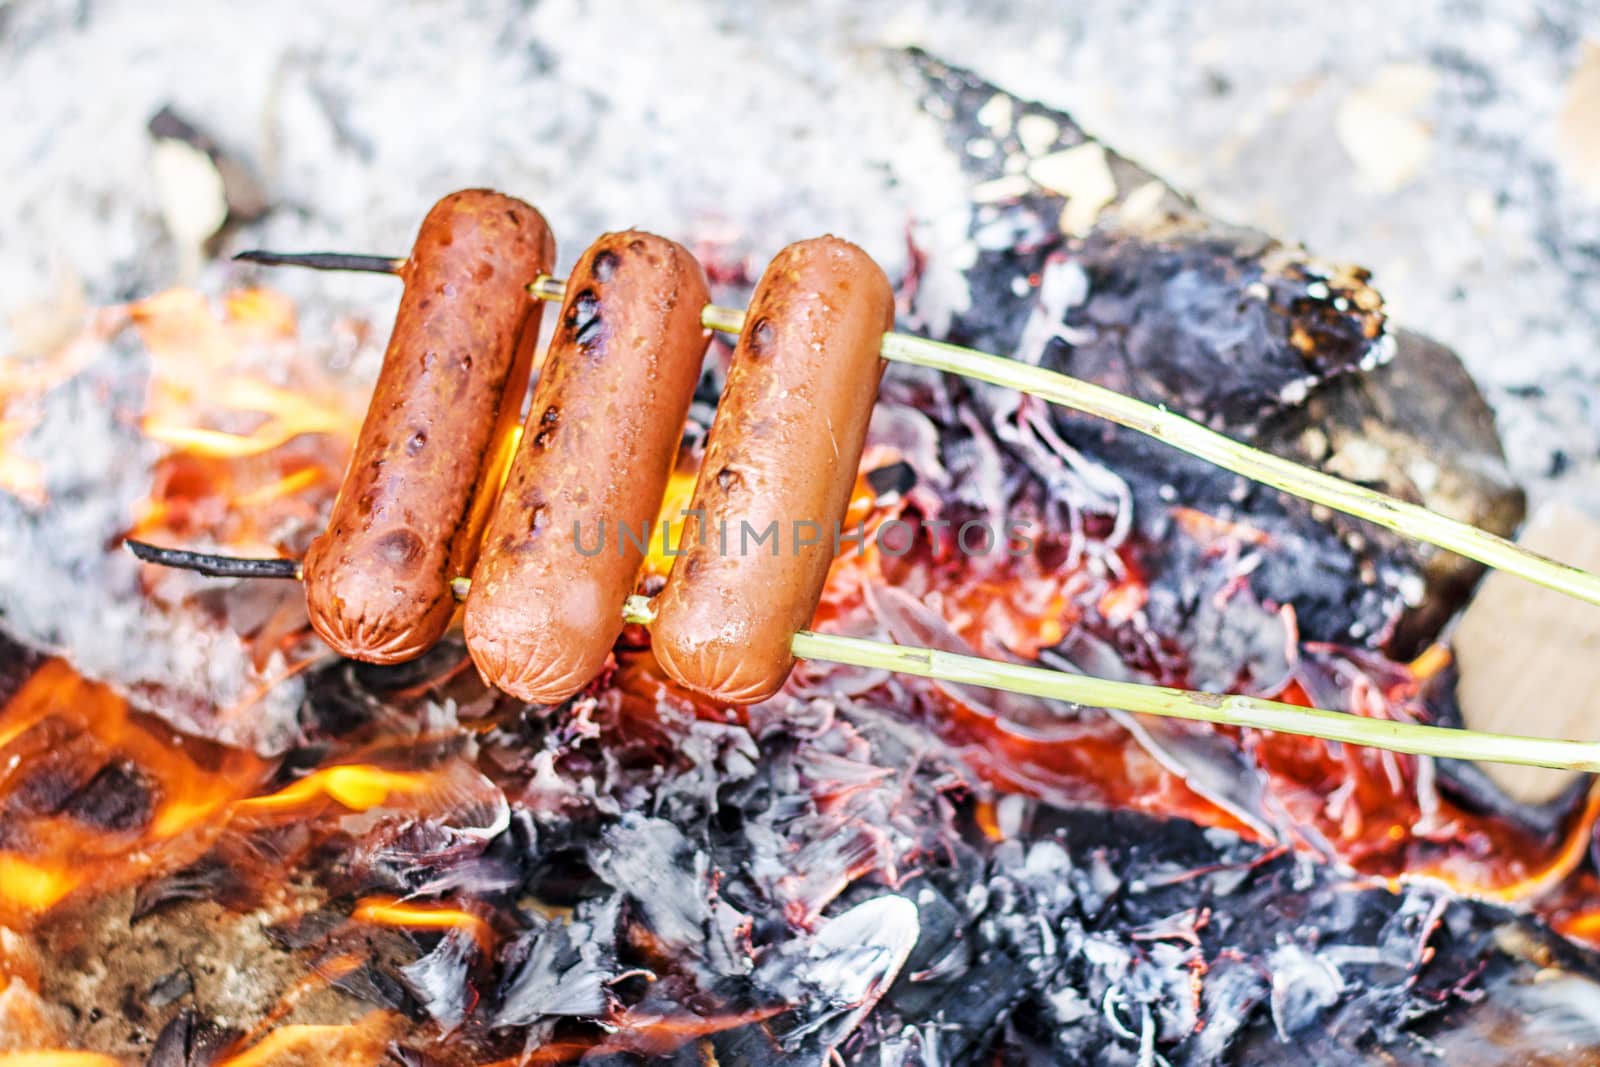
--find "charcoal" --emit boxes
[331,959,414,1013]
[902,51,1522,653]
[349,639,473,696]
[586,816,721,961]
[60,760,154,832]
[866,460,919,501]
[130,859,247,922]
[262,906,346,951]
[406,662,1600,1063]
[385,1046,451,1067]
[144,1009,236,1067]
[0,628,42,705]
[1274,328,1526,658]
[759,895,921,1059]
[144,1010,199,1067]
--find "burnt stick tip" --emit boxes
[125,539,302,580]
[232,250,405,275]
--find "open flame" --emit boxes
[351,897,495,952]
[125,287,360,562]
[210,1013,401,1067]
[3,284,1600,1060]
[0,659,267,924]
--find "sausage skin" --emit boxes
[650,236,893,704]
[303,189,555,663]
[465,232,712,703]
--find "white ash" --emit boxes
[6,0,1595,504]
[0,325,305,752]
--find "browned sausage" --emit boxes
[464,232,712,702]
[649,236,893,704]
[303,189,555,663]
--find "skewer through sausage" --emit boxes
[303,189,555,663]
[464,232,713,702]
[649,236,893,704]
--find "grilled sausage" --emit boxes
[649,236,893,704]
[464,232,712,702]
[303,189,555,663]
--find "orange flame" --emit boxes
[119,287,362,571]
[0,660,268,925]
[0,1053,121,1067]
[1418,780,1600,903]
[212,1013,400,1067]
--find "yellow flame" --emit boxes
[133,288,357,460]
[221,288,298,336]
[143,379,353,459]
[0,1054,121,1067]
[0,856,77,914]
[351,896,493,950]
[233,468,324,510]
[233,765,434,816]
[1560,910,1600,942]
[643,469,705,578]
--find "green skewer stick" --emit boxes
[609,595,1600,773]
[116,560,1600,773]
[877,332,1600,609]
[524,274,1600,609]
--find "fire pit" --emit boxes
[3,40,1600,1067]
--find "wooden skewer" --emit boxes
[234,250,1600,611]
[122,540,1600,773]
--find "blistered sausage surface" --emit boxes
[465,232,711,702]
[650,236,892,704]
[304,189,555,663]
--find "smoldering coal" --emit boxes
[279,653,1600,1067]
[898,51,1522,657]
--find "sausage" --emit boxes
[303,189,555,663]
[649,236,893,704]
[464,232,712,702]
